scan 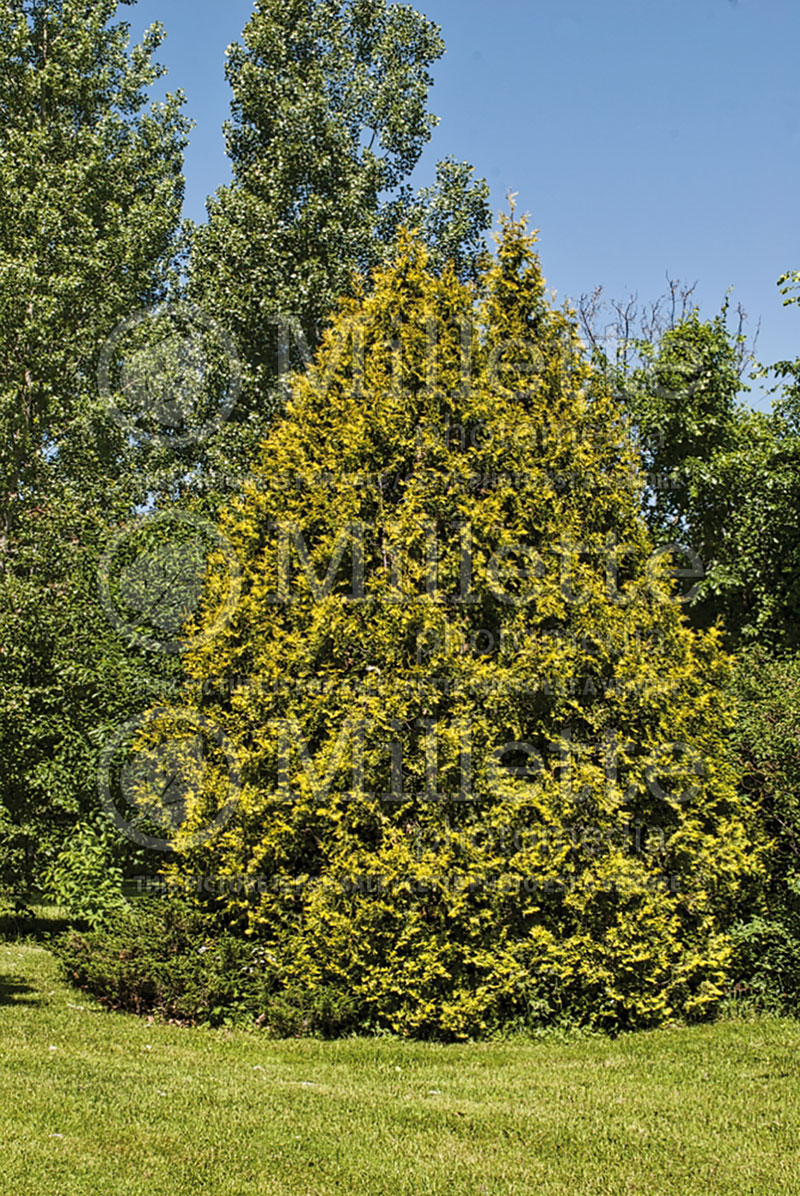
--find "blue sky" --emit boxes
[128,0,799,407]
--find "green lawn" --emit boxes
[1,936,799,1196]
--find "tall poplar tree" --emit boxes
[188,0,491,460]
[0,0,188,529]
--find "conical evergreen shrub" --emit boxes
[166,217,756,1037]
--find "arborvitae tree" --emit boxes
[162,218,756,1037]
[187,0,491,461]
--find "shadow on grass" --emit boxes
[0,972,41,1007]
[0,905,72,944]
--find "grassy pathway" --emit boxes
[1,939,799,1195]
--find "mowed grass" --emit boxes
[1,939,799,1196]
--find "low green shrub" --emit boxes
[52,897,359,1034]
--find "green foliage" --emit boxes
[42,821,127,930]
[0,0,189,525]
[694,408,800,651]
[188,0,491,451]
[727,917,800,1015]
[0,494,183,895]
[148,219,760,1038]
[54,899,266,1024]
[617,303,800,651]
[617,293,800,997]
[404,156,493,282]
[726,649,800,1011]
[622,307,743,542]
[778,268,800,307]
[0,1,192,896]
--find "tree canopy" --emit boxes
[188,0,491,449]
